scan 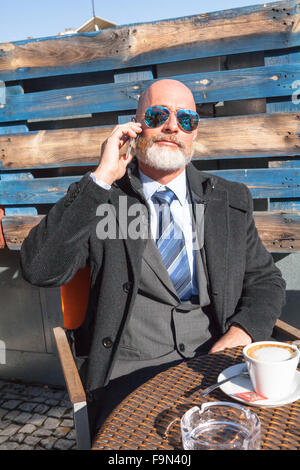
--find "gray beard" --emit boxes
[136,140,194,171]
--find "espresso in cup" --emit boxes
[246,343,296,362]
[243,341,300,401]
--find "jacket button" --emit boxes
[102,337,113,349]
[179,343,185,352]
[123,282,132,293]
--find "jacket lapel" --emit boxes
[142,238,180,301]
[186,163,229,327]
[108,172,147,285]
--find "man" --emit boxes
[20,79,285,435]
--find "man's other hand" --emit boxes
[209,325,252,354]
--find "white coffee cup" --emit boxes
[243,341,300,401]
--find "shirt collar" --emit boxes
[138,168,187,206]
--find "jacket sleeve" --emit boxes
[226,185,286,341]
[20,172,111,287]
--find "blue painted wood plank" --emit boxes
[0,172,37,215]
[0,80,5,106]
[207,168,300,199]
[115,69,153,125]
[0,125,29,135]
[265,97,300,113]
[0,64,299,123]
[117,115,136,125]
[265,47,300,114]
[265,48,300,64]
[4,207,38,215]
[0,176,80,204]
[0,173,34,180]
[268,199,300,210]
[114,70,154,84]
[266,48,300,210]
[0,82,29,134]
[0,1,299,82]
[0,168,299,205]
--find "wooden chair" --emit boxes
[53,265,91,450]
[52,264,300,450]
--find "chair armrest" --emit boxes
[274,319,300,341]
[53,326,86,404]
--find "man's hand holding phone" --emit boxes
[92,121,142,186]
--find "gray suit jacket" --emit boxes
[20,158,286,396]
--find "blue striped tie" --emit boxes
[152,188,193,301]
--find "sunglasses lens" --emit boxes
[144,107,199,132]
[177,110,199,132]
[144,107,169,128]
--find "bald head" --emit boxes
[134,79,198,176]
[136,79,196,117]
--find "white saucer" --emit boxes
[217,363,300,408]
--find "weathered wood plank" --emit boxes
[1,215,44,250]
[194,112,300,160]
[2,211,300,251]
[269,160,300,168]
[254,211,300,251]
[0,1,299,81]
[0,126,111,170]
[0,64,299,123]
[0,112,299,170]
[1,168,300,205]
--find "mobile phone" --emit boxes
[125,117,138,159]
[126,137,135,159]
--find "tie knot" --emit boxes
[152,188,176,206]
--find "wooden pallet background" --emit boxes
[0,0,300,253]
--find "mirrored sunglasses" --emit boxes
[144,106,199,133]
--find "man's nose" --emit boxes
[162,112,179,133]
